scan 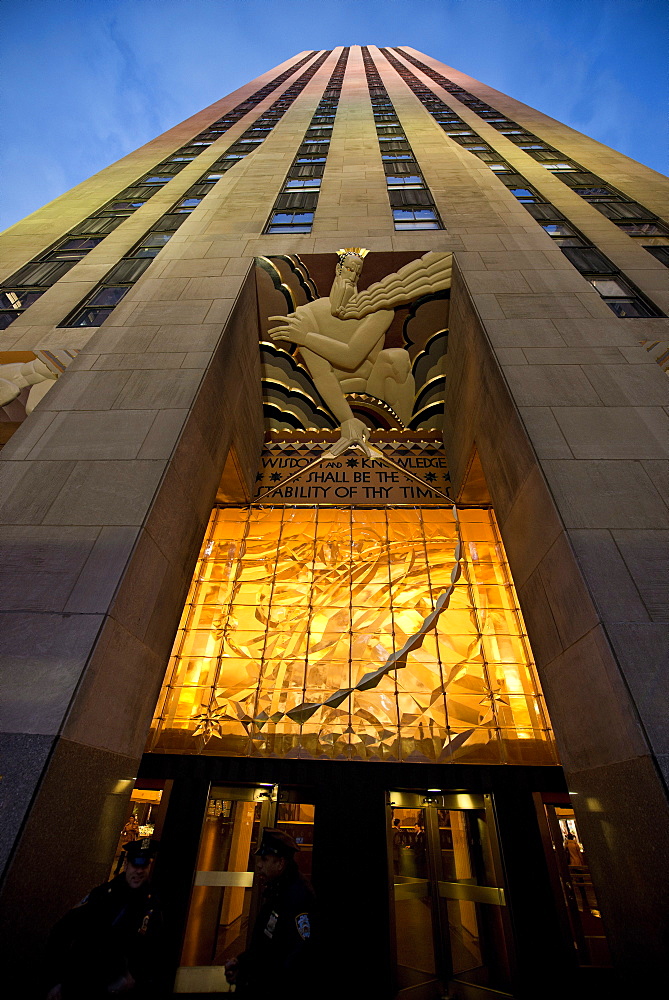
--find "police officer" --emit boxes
[44,838,162,999]
[225,828,316,998]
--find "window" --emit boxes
[508,187,540,203]
[541,223,582,242]
[561,247,616,274]
[572,186,618,200]
[69,216,125,236]
[285,178,321,190]
[392,207,440,230]
[175,197,202,212]
[134,233,173,257]
[387,175,424,188]
[0,289,45,329]
[593,202,653,221]
[616,222,669,237]
[266,211,315,233]
[11,259,75,286]
[542,161,578,171]
[53,238,104,256]
[588,277,655,318]
[644,246,669,266]
[67,286,130,328]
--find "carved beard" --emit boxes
[329,271,358,318]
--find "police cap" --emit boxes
[255,828,299,858]
[123,837,157,867]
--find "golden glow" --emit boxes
[150,506,556,763]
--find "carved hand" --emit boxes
[268,314,310,346]
[323,418,374,459]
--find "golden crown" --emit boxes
[336,247,369,260]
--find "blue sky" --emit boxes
[1,0,667,233]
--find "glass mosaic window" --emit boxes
[150,506,556,765]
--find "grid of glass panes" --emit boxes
[360,48,442,231]
[265,48,350,233]
[151,505,555,764]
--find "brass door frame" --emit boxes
[176,783,277,991]
[389,790,514,999]
[204,784,277,946]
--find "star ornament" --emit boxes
[191,707,229,743]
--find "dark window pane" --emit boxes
[107,201,145,211]
[616,222,669,236]
[104,257,152,284]
[68,306,114,327]
[0,311,19,330]
[572,187,618,199]
[10,260,69,286]
[88,286,129,307]
[57,238,104,252]
[562,247,616,274]
[155,214,188,231]
[553,237,587,247]
[644,246,669,267]
[605,298,654,319]
[70,217,122,236]
[0,289,43,309]
[525,204,565,222]
[139,233,172,249]
[594,202,651,221]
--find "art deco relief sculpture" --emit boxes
[0,349,78,415]
[269,249,452,455]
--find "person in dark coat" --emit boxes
[44,838,162,1000]
[225,828,316,998]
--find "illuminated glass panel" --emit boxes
[150,506,556,764]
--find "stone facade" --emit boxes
[1,45,668,982]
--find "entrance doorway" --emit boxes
[536,795,611,969]
[390,791,512,999]
[174,783,315,993]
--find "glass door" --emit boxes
[390,792,512,999]
[174,784,316,994]
[175,785,275,994]
[537,795,611,968]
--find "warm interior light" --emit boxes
[150,505,555,764]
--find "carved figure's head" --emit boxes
[331,249,367,317]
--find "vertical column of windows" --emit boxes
[381,49,661,318]
[0,51,321,331]
[265,48,350,234]
[361,47,442,231]
[394,48,669,265]
[60,52,333,328]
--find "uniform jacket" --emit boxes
[44,875,161,998]
[236,863,316,997]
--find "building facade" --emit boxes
[1,46,668,998]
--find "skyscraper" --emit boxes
[1,46,667,998]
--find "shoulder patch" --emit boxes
[295,912,311,940]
